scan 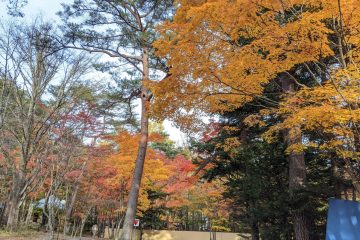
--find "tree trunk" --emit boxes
[42,191,51,227]
[6,173,25,231]
[6,196,21,231]
[79,217,87,238]
[251,221,259,240]
[249,201,259,240]
[64,182,80,235]
[119,48,150,240]
[0,202,8,225]
[25,201,34,225]
[280,74,309,240]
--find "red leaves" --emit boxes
[65,170,83,180]
[202,122,221,142]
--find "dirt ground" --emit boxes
[0,231,101,240]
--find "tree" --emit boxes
[3,0,28,17]
[0,19,92,230]
[59,1,174,238]
[74,130,170,238]
[192,103,348,239]
[152,1,360,239]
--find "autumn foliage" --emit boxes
[153,0,359,151]
[1,1,360,239]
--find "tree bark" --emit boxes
[1,202,8,225]
[6,173,25,231]
[64,180,81,235]
[25,201,34,225]
[251,221,259,240]
[6,195,21,231]
[119,48,150,240]
[42,189,51,228]
[280,74,309,240]
[249,200,259,240]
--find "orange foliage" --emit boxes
[163,155,197,208]
[80,130,170,217]
[153,0,360,160]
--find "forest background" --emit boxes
[0,1,359,240]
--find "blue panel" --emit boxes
[326,199,360,240]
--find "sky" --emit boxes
[0,0,186,145]
[0,0,72,20]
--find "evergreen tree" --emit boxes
[59,1,174,239]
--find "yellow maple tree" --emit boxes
[152,1,359,239]
[152,0,360,182]
[152,0,338,117]
[100,130,171,215]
